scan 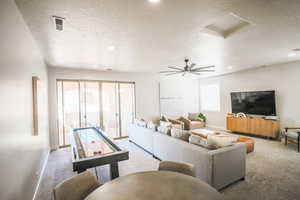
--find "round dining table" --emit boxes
[86,171,222,200]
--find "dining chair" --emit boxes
[158,161,196,177]
[53,171,101,200]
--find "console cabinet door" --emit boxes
[248,118,265,135]
[227,117,236,131]
[263,120,280,138]
[235,118,248,133]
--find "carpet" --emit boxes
[35,136,300,200]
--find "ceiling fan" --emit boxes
[160,59,215,76]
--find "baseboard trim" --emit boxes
[32,149,50,200]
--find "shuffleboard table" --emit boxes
[70,127,129,179]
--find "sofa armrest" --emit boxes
[209,143,246,190]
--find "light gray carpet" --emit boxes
[35,136,300,200]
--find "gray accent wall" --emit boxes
[199,61,300,130]
[0,1,49,200]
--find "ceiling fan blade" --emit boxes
[160,70,181,73]
[165,72,183,76]
[193,65,215,70]
[191,72,202,75]
[192,69,215,72]
[168,66,184,71]
[190,63,196,69]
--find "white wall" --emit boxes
[199,61,300,129]
[48,67,160,149]
[0,1,49,200]
[159,76,199,118]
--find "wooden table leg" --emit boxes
[110,162,119,180]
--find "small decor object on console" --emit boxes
[234,112,247,118]
[265,116,279,121]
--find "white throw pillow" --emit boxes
[207,135,238,148]
[157,126,171,136]
[160,121,172,128]
[171,128,190,142]
[134,118,147,127]
[147,121,157,131]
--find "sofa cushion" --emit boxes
[189,134,217,150]
[157,126,171,136]
[171,128,190,142]
[207,135,238,148]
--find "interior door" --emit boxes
[102,82,120,138]
[119,83,135,137]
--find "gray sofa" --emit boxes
[128,124,246,190]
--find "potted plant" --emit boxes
[197,113,206,123]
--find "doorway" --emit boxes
[56,80,135,147]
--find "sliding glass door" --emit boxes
[57,81,80,147]
[119,83,135,137]
[57,80,135,147]
[102,82,120,139]
[80,81,101,128]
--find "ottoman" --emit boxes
[237,136,255,153]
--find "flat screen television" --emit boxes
[231,90,276,116]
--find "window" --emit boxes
[200,84,220,112]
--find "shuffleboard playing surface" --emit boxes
[71,127,129,179]
[75,128,115,158]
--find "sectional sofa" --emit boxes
[128,124,247,190]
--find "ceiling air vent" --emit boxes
[201,13,254,38]
[52,16,65,31]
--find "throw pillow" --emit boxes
[160,121,172,128]
[134,118,147,127]
[170,128,190,142]
[189,134,217,150]
[161,115,169,122]
[147,121,157,131]
[157,126,171,136]
[188,113,199,121]
[207,135,238,148]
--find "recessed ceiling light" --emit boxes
[288,52,296,57]
[107,45,116,51]
[148,0,160,3]
[288,49,300,57]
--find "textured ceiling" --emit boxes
[16,0,300,75]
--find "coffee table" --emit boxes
[190,128,217,138]
[190,128,254,153]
